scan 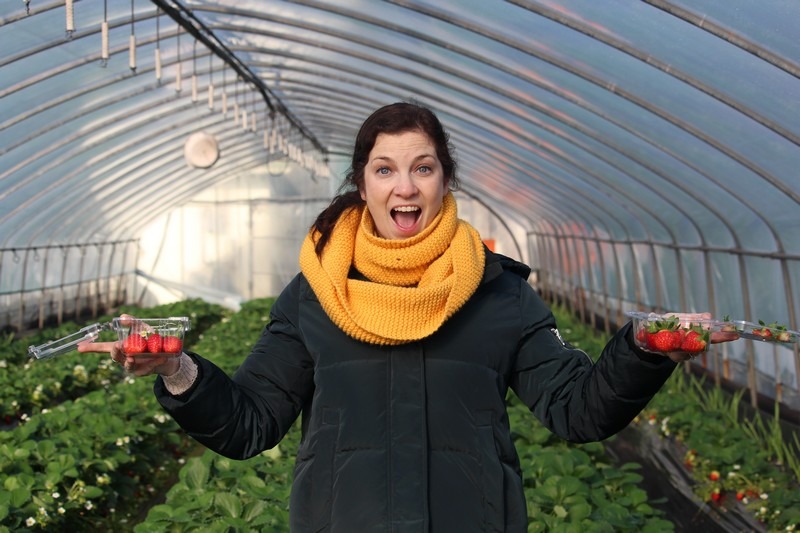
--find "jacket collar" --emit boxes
[481,247,531,284]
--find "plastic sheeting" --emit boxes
[1,1,799,407]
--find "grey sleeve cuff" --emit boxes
[161,352,199,396]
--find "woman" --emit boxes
[83,102,728,532]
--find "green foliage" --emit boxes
[0,299,228,420]
[507,396,672,532]
[3,298,715,531]
[0,299,224,531]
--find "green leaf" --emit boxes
[144,504,174,520]
[242,500,269,523]
[553,504,568,518]
[83,485,104,499]
[214,492,242,518]
[568,502,592,522]
[184,457,210,490]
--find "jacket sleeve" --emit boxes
[509,282,676,443]
[154,275,315,459]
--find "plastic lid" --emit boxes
[28,322,109,360]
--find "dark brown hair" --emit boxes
[311,101,459,255]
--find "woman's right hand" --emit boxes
[77,314,182,377]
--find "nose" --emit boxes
[394,172,418,197]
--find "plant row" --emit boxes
[0,299,228,532]
[0,299,227,423]
[552,306,800,532]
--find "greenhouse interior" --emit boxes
[1,0,798,531]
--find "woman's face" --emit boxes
[360,130,448,240]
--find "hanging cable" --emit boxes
[222,68,228,117]
[175,25,182,92]
[65,0,75,38]
[154,7,162,83]
[250,91,257,133]
[150,0,326,157]
[233,77,240,126]
[129,0,137,72]
[191,39,198,102]
[101,0,109,67]
[208,53,214,110]
[242,89,249,132]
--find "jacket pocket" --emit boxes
[291,407,339,532]
[476,410,504,532]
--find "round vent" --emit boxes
[184,131,219,168]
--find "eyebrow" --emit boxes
[370,153,436,164]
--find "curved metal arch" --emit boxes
[213,26,755,253]
[644,0,800,78]
[382,0,798,206]
[231,35,788,261]
[238,44,720,254]
[507,0,800,147]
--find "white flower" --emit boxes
[57,507,65,515]
[733,464,741,470]
[42,409,50,414]
[0,359,7,368]
[154,414,167,424]
[26,517,36,527]
[760,493,769,500]
[52,491,60,499]
[73,365,88,380]
[85,501,93,510]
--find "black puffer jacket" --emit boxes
[155,251,676,532]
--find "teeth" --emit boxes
[393,206,420,212]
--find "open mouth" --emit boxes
[391,206,421,229]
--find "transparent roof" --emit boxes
[1,0,799,406]
[2,0,797,253]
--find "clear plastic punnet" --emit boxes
[28,317,191,360]
[28,323,110,360]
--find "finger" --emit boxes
[77,341,117,353]
[710,331,739,344]
[125,356,166,376]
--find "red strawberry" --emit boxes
[123,333,148,354]
[709,470,720,481]
[163,336,183,353]
[647,329,683,352]
[681,330,708,353]
[711,489,723,503]
[736,491,745,501]
[147,332,163,353]
[643,316,683,352]
[752,327,772,339]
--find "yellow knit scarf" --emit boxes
[299,193,485,345]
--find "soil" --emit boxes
[605,424,765,533]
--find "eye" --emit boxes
[376,166,391,176]
[417,165,432,175]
